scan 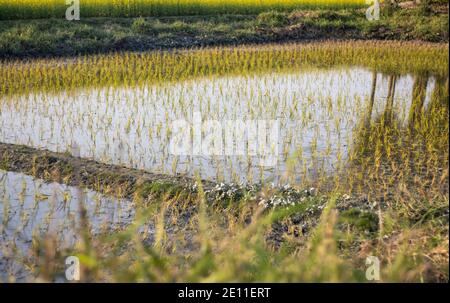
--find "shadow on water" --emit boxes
[349,71,449,196]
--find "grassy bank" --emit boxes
[0,6,448,59]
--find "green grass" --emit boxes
[0,7,447,59]
[23,187,448,282]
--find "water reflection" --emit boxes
[0,68,440,184]
[350,72,448,192]
[0,170,134,281]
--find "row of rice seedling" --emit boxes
[1,67,445,186]
[2,137,447,282]
[0,68,383,184]
[2,69,448,188]
[1,82,448,281]
[1,41,448,97]
[0,0,365,20]
[0,41,447,282]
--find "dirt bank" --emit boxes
[0,142,212,200]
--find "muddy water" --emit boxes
[0,170,135,281]
[0,68,436,184]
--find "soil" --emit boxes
[0,142,213,199]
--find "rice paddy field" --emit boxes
[0,39,448,283]
[0,0,449,285]
[0,0,365,20]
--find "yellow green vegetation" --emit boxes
[1,41,448,96]
[0,0,365,20]
[0,41,448,282]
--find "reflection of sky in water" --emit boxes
[0,170,134,281]
[0,68,435,184]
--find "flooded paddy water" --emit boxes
[0,68,440,184]
[0,42,448,281]
[0,169,135,281]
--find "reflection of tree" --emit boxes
[427,77,449,115]
[354,73,400,159]
[424,76,449,155]
[384,74,397,125]
[365,71,378,125]
[348,72,448,194]
[364,72,399,127]
[408,74,429,129]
